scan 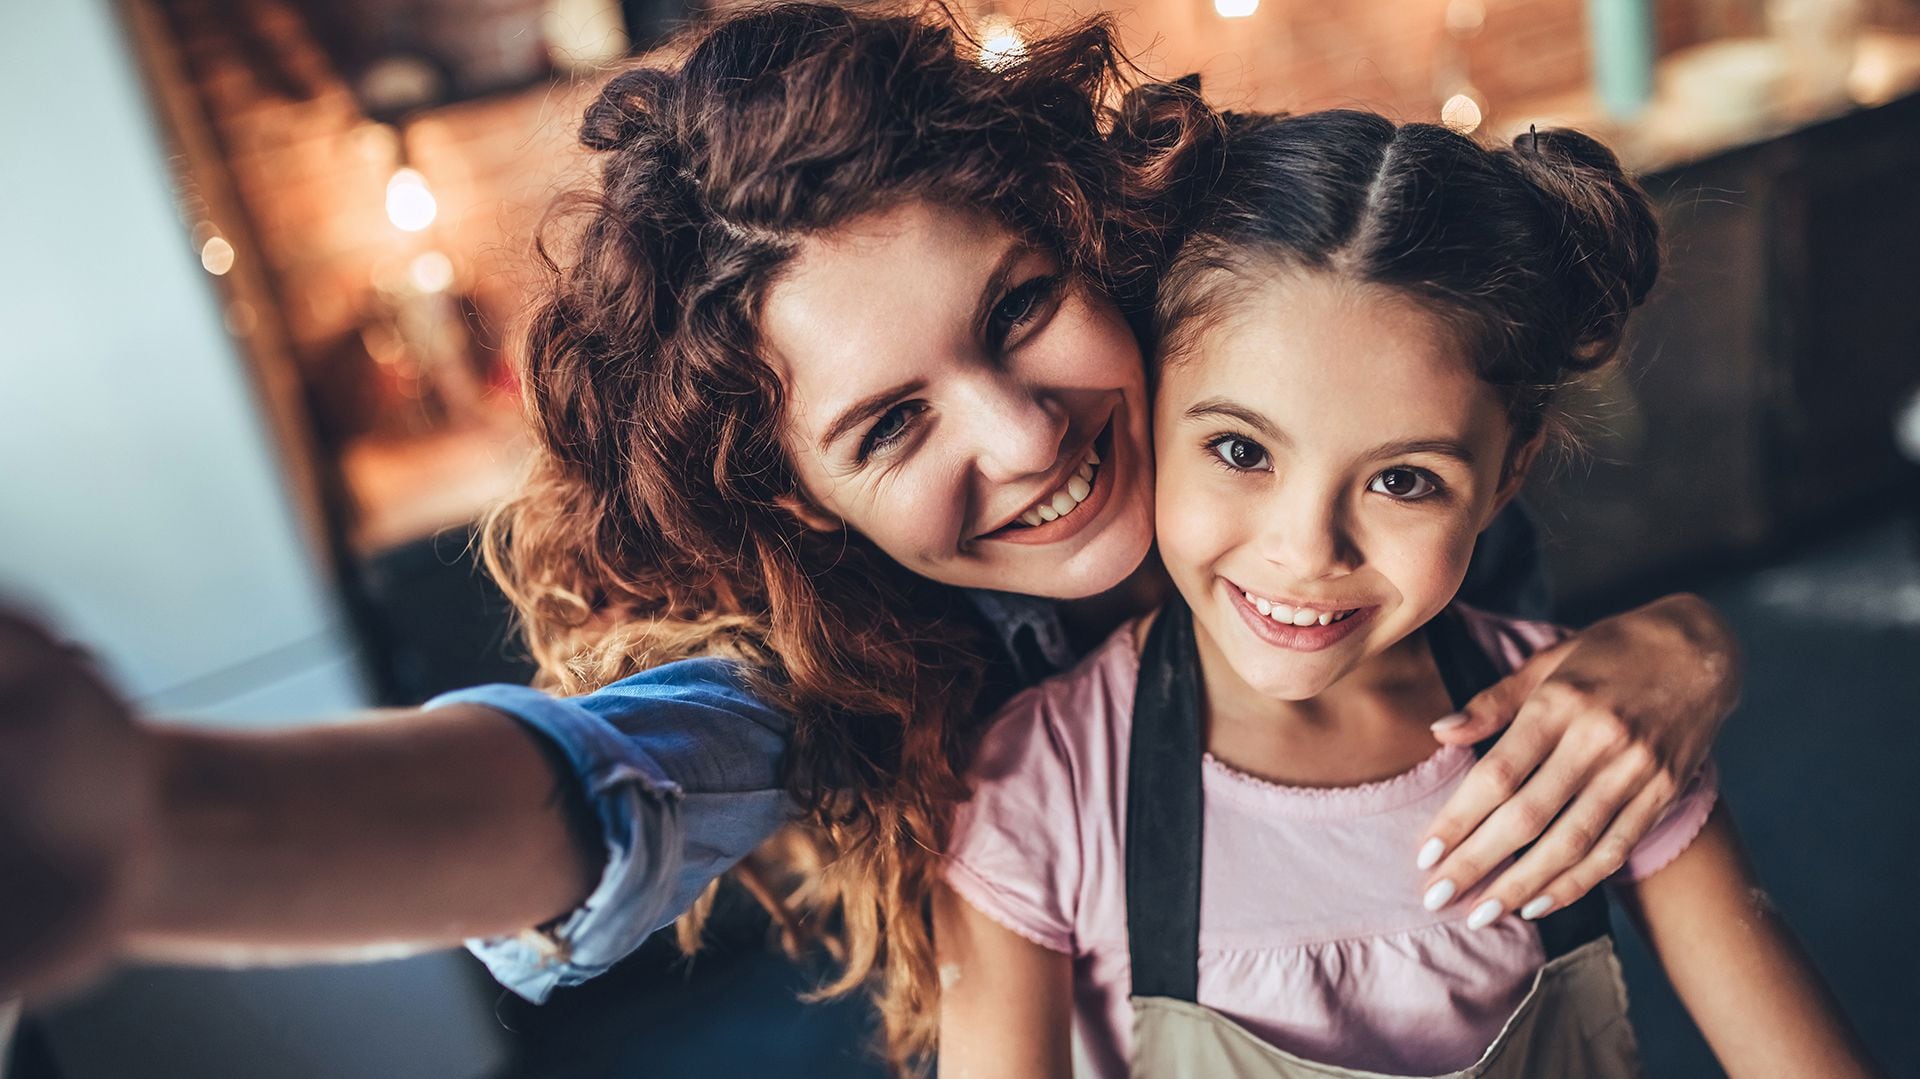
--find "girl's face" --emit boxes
[767,201,1156,599]
[1154,267,1533,702]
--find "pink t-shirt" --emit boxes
[944,606,1717,1077]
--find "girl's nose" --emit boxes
[960,371,1069,484]
[1256,487,1358,582]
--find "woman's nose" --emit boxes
[960,372,1069,484]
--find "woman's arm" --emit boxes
[0,609,598,992]
[1617,805,1877,1077]
[934,882,1075,1079]
[132,704,600,963]
[1418,592,1740,916]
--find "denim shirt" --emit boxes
[429,505,1544,1002]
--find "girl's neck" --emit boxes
[1193,619,1457,789]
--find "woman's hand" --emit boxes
[0,609,152,997]
[1417,593,1739,924]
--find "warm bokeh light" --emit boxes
[1441,92,1484,133]
[385,168,438,232]
[200,235,235,275]
[408,250,456,294]
[1445,0,1486,36]
[1215,0,1259,19]
[978,16,1026,67]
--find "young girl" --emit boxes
[0,8,1748,1072]
[936,111,1874,1077]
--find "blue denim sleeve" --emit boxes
[423,658,794,1002]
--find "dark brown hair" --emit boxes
[480,3,1214,1069]
[1151,110,1660,447]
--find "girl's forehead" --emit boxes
[1156,270,1500,441]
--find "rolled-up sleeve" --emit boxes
[424,659,793,1002]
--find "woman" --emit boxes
[0,4,1739,1069]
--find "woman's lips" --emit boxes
[982,422,1117,547]
[1224,580,1376,653]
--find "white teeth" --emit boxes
[1021,510,1045,527]
[1067,476,1091,501]
[1317,612,1332,626]
[1291,608,1318,627]
[1271,602,1296,622]
[1008,448,1102,529]
[1037,504,1059,521]
[1242,590,1359,628]
[1076,462,1094,482]
[1254,595,1272,615]
[1050,490,1077,515]
[1087,448,1100,465]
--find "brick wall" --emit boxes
[161,0,1702,435]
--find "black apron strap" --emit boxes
[1125,600,1205,1002]
[1422,607,1612,958]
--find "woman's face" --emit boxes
[765,201,1156,599]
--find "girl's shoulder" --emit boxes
[1449,602,1573,676]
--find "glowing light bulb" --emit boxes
[1441,93,1484,134]
[978,17,1026,67]
[1215,0,1259,19]
[386,167,438,232]
[200,235,236,275]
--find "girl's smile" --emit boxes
[1154,266,1526,709]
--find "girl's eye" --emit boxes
[1370,467,1439,500]
[1207,436,1270,472]
[859,402,926,461]
[987,274,1063,349]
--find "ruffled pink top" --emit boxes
[944,607,1716,1078]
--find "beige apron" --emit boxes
[1123,603,1641,1079]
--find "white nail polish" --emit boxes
[1430,712,1468,732]
[1520,897,1553,920]
[1416,837,1446,870]
[1422,879,1456,911]
[1467,900,1503,930]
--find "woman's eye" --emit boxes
[859,402,924,460]
[1370,467,1438,499]
[987,275,1062,348]
[1208,436,1270,472]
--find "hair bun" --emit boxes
[580,67,678,152]
[1507,127,1660,370]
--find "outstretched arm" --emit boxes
[0,609,598,993]
[934,882,1075,1079]
[1617,805,1877,1077]
[1418,593,1739,919]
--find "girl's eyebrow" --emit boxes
[1183,399,1476,465]
[1183,399,1290,445]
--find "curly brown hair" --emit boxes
[478,2,1215,1069]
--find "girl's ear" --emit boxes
[775,491,843,533]
[1488,432,1546,523]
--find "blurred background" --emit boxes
[1,0,1916,1075]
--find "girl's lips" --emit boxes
[1223,580,1376,653]
[982,421,1118,547]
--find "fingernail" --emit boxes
[1430,712,1468,732]
[1520,897,1554,920]
[1416,837,1446,870]
[1422,879,1456,911]
[1467,900,1504,930]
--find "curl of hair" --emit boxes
[482,3,1220,1071]
[1154,110,1661,446]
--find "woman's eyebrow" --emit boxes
[819,378,927,451]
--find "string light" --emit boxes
[978,16,1026,67]
[1441,92,1484,134]
[1215,0,1259,19]
[200,235,236,275]
[408,251,456,294]
[386,167,438,232]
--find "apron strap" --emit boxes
[1125,600,1205,1002]
[1423,607,1613,958]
